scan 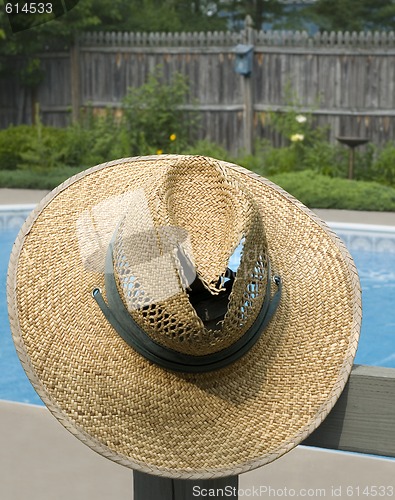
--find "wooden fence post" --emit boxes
[70,35,81,124]
[242,15,254,155]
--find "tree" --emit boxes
[110,0,227,32]
[0,0,229,126]
[244,0,284,29]
[0,0,228,54]
[0,0,127,123]
[301,0,395,32]
[217,0,285,30]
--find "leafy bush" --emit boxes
[122,66,198,155]
[269,107,316,144]
[0,165,85,189]
[270,170,395,211]
[352,143,377,182]
[0,123,68,171]
[371,142,395,187]
[60,68,199,166]
[18,120,68,172]
[254,140,298,175]
[181,140,235,163]
[0,67,198,173]
[0,125,37,170]
[63,107,130,167]
[302,141,348,177]
[1,165,394,213]
[252,107,349,177]
[240,138,346,178]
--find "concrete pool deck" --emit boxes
[1,189,394,499]
[1,400,395,500]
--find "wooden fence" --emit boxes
[2,23,395,154]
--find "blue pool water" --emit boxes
[1,225,43,405]
[1,213,395,405]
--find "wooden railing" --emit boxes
[134,364,395,499]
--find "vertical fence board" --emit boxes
[70,39,81,124]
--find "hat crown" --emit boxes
[111,156,271,358]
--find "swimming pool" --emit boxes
[1,207,395,405]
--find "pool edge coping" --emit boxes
[1,204,395,232]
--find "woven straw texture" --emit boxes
[7,155,361,479]
[112,157,269,355]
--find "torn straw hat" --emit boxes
[7,155,361,479]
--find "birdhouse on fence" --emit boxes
[233,44,254,76]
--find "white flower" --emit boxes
[291,134,305,142]
[295,115,307,123]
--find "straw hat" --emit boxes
[7,155,361,479]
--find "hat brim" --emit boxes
[7,155,361,479]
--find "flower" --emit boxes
[290,134,304,142]
[169,133,177,141]
[295,115,307,124]
[156,149,163,155]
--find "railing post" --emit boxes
[133,470,239,499]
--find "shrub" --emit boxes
[351,143,377,182]
[0,165,85,189]
[0,66,199,174]
[251,108,349,178]
[60,68,199,166]
[371,142,395,187]
[302,141,348,177]
[0,123,70,172]
[122,66,199,155]
[18,119,68,172]
[270,170,395,211]
[63,108,130,167]
[181,140,235,163]
[0,125,37,170]
[245,139,346,178]
[254,140,298,175]
[1,164,395,212]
